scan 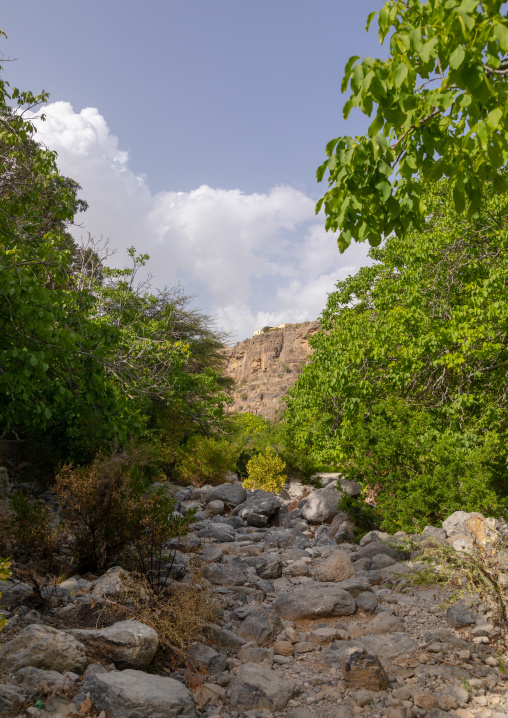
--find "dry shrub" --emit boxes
[55,447,184,573]
[105,565,219,673]
[175,436,238,488]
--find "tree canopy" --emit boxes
[318,0,508,251]
[285,180,508,529]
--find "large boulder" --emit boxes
[234,490,281,525]
[273,583,356,620]
[311,551,356,582]
[75,668,196,718]
[244,553,282,580]
[237,608,283,646]
[210,483,247,506]
[442,511,497,547]
[300,488,344,524]
[0,624,87,674]
[67,620,159,669]
[227,662,298,711]
[195,521,235,543]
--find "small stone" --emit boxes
[273,641,294,657]
[341,647,390,691]
[207,500,225,515]
[413,691,438,711]
[446,604,476,629]
[438,693,459,710]
[294,642,314,654]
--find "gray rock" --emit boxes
[238,645,274,664]
[361,632,418,661]
[341,646,390,691]
[15,666,79,690]
[422,525,447,541]
[336,577,372,597]
[0,579,34,607]
[227,662,298,711]
[196,521,235,543]
[235,490,281,521]
[354,542,403,562]
[300,487,344,523]
[370,553,396,570]
[442,510,495,546]
[327,708,355,718]
[206,499,225,515]
[446,604,476,628]
[75,668,196,718]
[204,559,248,586]
[273,583,356,620]
[328,512,351,539]
[200,544,223,563]
[187,642,228,674]
[246,512,270,527]
[211,483,247,506]
[359,531,390,547]
[67,620,159,669]
[368,612,405,634]
[338,477,362,497]
[238,608,283,646]
[91,566,129,597]
[266,528,311,550]
[244,553,282,580]
[0,683,27,711]
[356,591,378,614]
[311,551,355,582]
[0,624,87,674]
[207,624,247,650]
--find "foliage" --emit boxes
[286,181,508,531]
[244,448,286,494]
[0,557,11,631]
[318,1,508,250]
[6,492,58,562]
[55,448,192,572]
[229,412,319,484]
[337,493,381,539]
[175,435,238,488]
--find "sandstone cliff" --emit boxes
[224,321,319,421]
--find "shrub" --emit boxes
[337,493,381,541]
[240,392,248,401]
[175,435,238,488]
[244,448,286,494]
[0,492,61,567]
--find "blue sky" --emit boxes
[2,1,383,340]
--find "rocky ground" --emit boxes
[0,474,507,718]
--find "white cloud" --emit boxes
[32,101,372,340]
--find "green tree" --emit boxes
[318,0,508,251]
[285,180,508,529]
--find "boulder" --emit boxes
[266,528,311,550]
[273,583,356,620]
[0,580,34,608]
[336,577,372,597]
[204,559,248,586]
[75,668,196,718]
[442,511,496,546]
[300,487,344,524]
[353,542,403,562]
[207,623,247,650]
[359,531,390,547]
[341,646,390,691]
[91,566,129,597]
[311,551,355,582]
[67,620,159,669]
[361,632,418,661]
[234,490,281,522]
[15,666,79,691]
[0,624,87,674]
[238,645,274,664]
[338,477,362,497]
[237,608,283,646]
[187,643,228,674]
[368,612,405,635]
[422,525,447,541]
[227,662,298,711]
[355,591,378,614]
[211,483,247,506]
[446,604,477,629]
[195,521,235,543]
[206,500,225,515]
[244,553,282,580]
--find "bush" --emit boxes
[56,447,192,572]
[341,399,507,533]
[244,448,286,494]
[175,435,238,488]
[337,493,381,541]
[0,492,60,567]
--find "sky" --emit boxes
[1,1,383,341]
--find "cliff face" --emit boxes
[224,321,319,421]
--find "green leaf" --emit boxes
[341,55,360,92]
[449,45,465,70]
[419,37,438,64]
[486,108,503,131]
[494,23,508,52]
[394,62,408,87]
[365,11,376,32]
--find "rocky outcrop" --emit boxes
[224,321,319,420]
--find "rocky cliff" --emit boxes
[224,321,320,421]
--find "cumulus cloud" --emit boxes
[32,101,372,340]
